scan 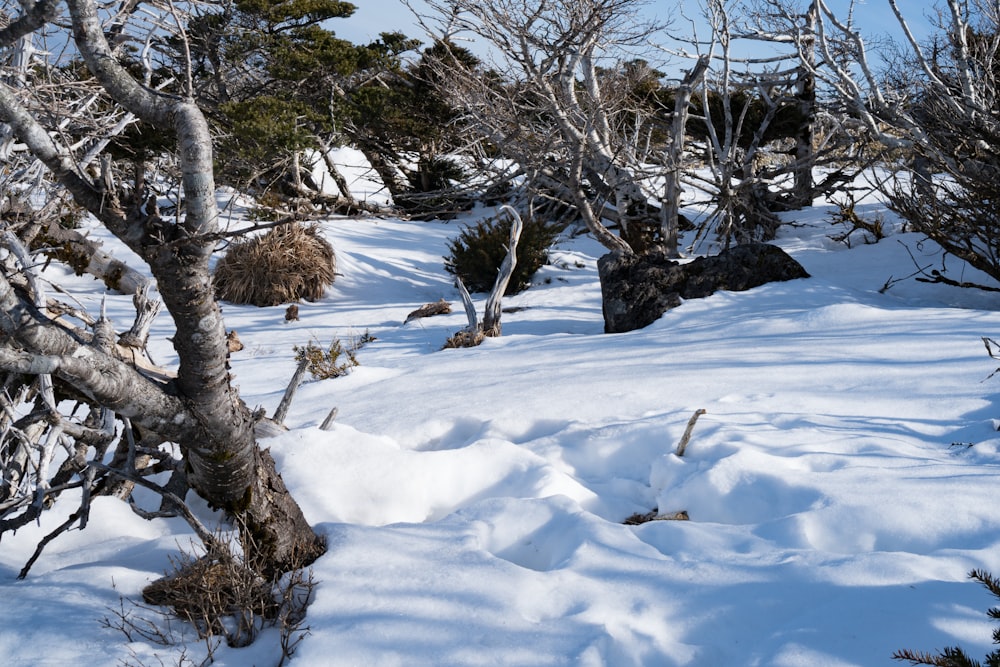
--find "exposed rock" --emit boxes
[598,243,810,333]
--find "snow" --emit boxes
[3,174,1000,666]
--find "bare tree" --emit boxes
[662,54,710,255]
[674,0,836,247]
[415,0,679,255]
[0,0,325,578]
[771,0,1000,283]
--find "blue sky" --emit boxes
[332,0,932,66]
[334,0,930,45]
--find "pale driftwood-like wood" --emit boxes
[273,357,310,426]
[675,408,707,458]
[444,276,484,348]
[482,206,523,337]
[117,283,160,350]
[319,407,339,431]
[455,276,479,332]
[623,509,689,525]
[446,207,522,347]
[38,220,149,296]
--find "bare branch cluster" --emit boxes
[769,0,1000,282]
[0,0,325,586]
[104,525,318,667]
[418,0,676,254]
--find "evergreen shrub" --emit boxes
[444,212,560,295]
[397,157,473,219]
[894,569,1000,666]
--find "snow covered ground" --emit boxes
[3,176,1000,666]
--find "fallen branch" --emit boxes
[917,269,1000,293]
[623,509,689,525]
[273,357,310,426]
[405,298,452,324]
[35,221,149,295]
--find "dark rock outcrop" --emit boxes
[598,243,810,333]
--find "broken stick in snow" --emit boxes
[273,357,310,426]
[320,407,339,431]
[675,408,706,457]
[482,206,523,337]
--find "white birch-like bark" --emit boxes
[662,55,710,257]
[482,206,523,337]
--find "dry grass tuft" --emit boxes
[443,328,485,349]
[214,223,336,307]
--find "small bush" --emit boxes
[444,212,560,295]
[293,331,373,380]
[214,223,335,307]
[105,526,317,664]
[408,156,467,193]
[828,196,886,248]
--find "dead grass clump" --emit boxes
[215,223,335,306]
[105,529,319,662]
[443,328,485,349]
[141,553,277,646]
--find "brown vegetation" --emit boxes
[215,223,336,306]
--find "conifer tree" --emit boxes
[894,569,1000,667]
[157,0,419,200]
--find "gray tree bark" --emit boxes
[791,1,817,207]
[0,0,325,575]
[662,55,710,257]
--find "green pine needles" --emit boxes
[894,569,1000,667]
[444,212,561,295]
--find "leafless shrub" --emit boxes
[214,223,336,307]
[292,331,374,380]
[828,196,886,248]
[104,524,318,666]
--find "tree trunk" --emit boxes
[0,0,325,576]
[318,138,360,208]
[792,2,818,208]
[662,55,710,257]
[348,133,409,200]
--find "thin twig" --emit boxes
[19,510,82,579]
[94,463,225,555]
